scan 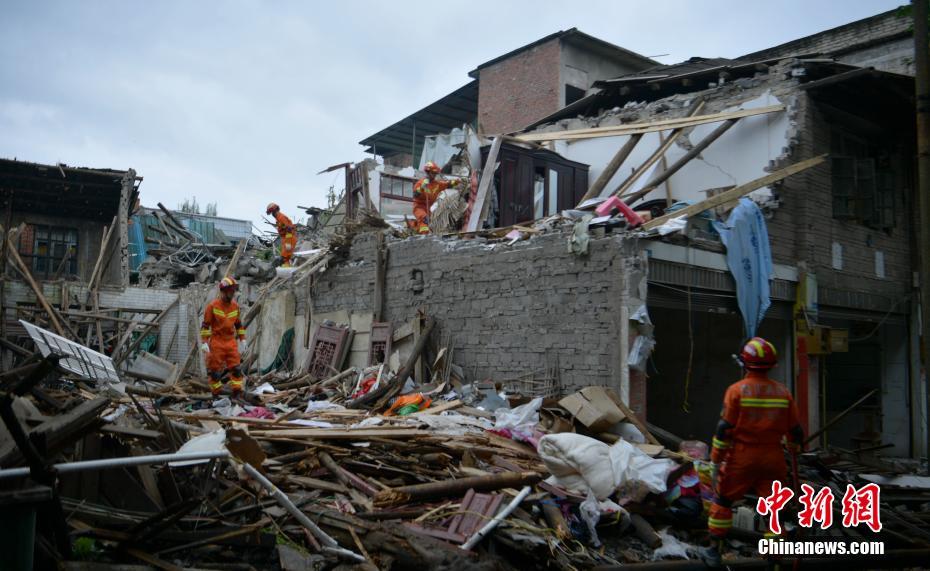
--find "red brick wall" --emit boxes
[477,38,562,134]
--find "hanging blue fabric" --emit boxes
[712,197,773,338]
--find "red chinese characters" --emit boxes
[841,483,882,532]
[756,480,795,534]
[753,481,882,533]
[798,483,834,529]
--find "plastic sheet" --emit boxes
[539,433,676,500]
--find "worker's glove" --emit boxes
[711,462,720,490]
[238,340,247,353]
[200,343,210,354]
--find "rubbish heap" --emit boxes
[3,209,930,570]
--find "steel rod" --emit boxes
[0,450,230,480]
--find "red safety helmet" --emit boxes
[740,337,778,370]
[219,276,238,292]
[266,202,280,215]
[423,161,441,174]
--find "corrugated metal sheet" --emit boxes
[648,259,795,301]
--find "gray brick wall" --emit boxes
[310,231,645,395]
[771,91,913,311]
[741,9,914,76]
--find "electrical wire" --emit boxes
[848,293,911,342]
[682,262,694,413]
[649,280,738,299]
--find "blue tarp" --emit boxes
[712,198,773,338]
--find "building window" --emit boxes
[18,224,79,279]
[830,131,896,230]
[565,84,586,106]
[380,173,416,201]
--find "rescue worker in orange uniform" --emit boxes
[707,337,803,562]
[266,202,297,267]
[413,161,461,234]
[200,277,247,397]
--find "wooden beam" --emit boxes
[514,104,785,143]
[642,155,827,230]
[623,117,739,205]
[223,237,247,279]
[577,133,643,203]
[612,101,705,198]
[7,247,66,336]
[113,296,180,366]
[464,137,503,232]
[612,100,704,200]
[798,67,875,91]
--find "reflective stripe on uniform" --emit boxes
[226,310,238,318]
[200,329,211,337]
[712,437,730,449]
[740,397,789,408]
[212,308,227,318]
[708,517,733,528]
[237,329,246,336]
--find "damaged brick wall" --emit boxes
[477,37,562,134]
[774,91,913,313]
[310,231,648,410]
[739,9,914,76]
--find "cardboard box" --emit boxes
[558,386,626,433]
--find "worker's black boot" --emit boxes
[703,539,723,567]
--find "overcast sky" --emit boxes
[0,0,904,227]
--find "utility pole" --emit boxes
[913,0,930,467]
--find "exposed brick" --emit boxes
[310,232,646,396]
[477,38,562,134]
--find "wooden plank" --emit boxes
[577,133,643,203]
[249,428,430,439]
[515,104,785,143]
[603,390,661,446]
[465,137,503,232]
[114,297,180,365]
[286,475,349,494]
[224,237,247,279]
[612,101,705,198]
[623,118,739,205]
[643,155,827,230]
[410,399,462,416]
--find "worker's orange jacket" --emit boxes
[201,297,246,375]
[711,371,801,464]
[201,298,246,345]
[273,211,295,240]
[412,178,456,232]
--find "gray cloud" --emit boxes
[0,0,903,225]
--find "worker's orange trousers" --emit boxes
[708,442,787,538]
[280,233,297,265]
[205,337,243,395]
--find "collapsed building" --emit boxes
[1,6,928,570]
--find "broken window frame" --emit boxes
[829,130,897,231]
[380,173,416,202]
[18,224,79,279]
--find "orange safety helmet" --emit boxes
[266,202,280,215]
[740,337,777,370]
[423,161,441,174]
[219,276,238,292]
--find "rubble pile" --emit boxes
[4,298,930,570]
